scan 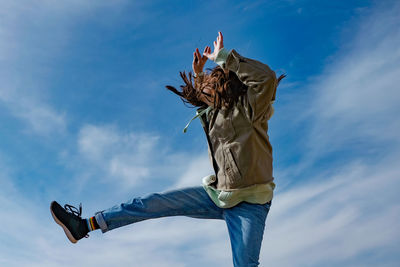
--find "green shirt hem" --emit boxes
[202,175,275,208]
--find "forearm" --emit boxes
[214,48,277,117]
[214,48,276,86]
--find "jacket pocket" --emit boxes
[224,147,242,186]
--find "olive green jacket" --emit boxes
[199,48,278,192]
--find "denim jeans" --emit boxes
[95,186,271,267]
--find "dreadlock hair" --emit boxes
[166,66,248,110]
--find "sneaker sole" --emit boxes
[50,201,78,244]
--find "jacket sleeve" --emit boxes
[218,48,277,121]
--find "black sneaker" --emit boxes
[50,201,89,243]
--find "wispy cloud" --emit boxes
[0,0,138,136]
[65,124,209,191]
[0,151,230,267]
[76,124,160,187]
[263,2,400,266]
[171,154,213,189]
[262,158,400,266]
[0,88,67,135]
[0,1,72,136]
[275,1,400,180]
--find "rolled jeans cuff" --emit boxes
[95,211,109,233]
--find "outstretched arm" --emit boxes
[204,32,278,121]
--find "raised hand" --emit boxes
[192,47,209,75]
[203,31,224,61]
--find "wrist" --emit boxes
[214,47,230,68]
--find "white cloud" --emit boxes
[0,152,230,267]
[0,0,139,136]
[0,88,67,135]
[74,124,211,190]
[77,124,160,187]
[262,157,400,267]
[262,2,400,266]
[0,1,226,266]
[171,154,213,189]
[0,1,71,136]
[309,2,400,149]
[275,1,400,181]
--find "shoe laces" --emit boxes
[64,203,83,218]
[64,203,89,238]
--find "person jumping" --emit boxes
[50,31,285,267]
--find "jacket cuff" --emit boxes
[225,49,241,72]
[194,71,204,78]
[214,47,230,68]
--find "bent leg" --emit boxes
[223,201,271,267]
[95,186,223,233]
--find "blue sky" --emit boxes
[1,0,399,266]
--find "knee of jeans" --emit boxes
[126,193,163,211]
[124,197,145,210]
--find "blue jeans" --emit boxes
[95,186,271,267]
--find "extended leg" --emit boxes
[96,186,223,233]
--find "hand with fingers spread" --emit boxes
[203,31,224,61]
[192,47,209,76]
